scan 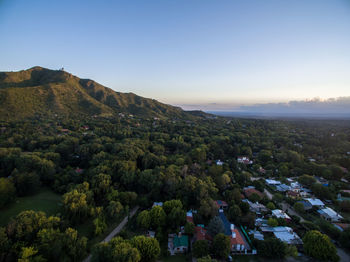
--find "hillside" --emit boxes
[0,67,191,120]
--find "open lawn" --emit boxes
[76,212,126,249]
[161,255,189,262]
[0,187,61,226]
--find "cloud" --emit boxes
[179,97,350,118]
[239,97,350,116]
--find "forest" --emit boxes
[1,113,350,262]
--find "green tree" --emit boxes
[137,210,151,230]
[131,235,160,262]
[197,256,217,262]
[266,202,275,210]
[18,246,45,262]
[293,202,304,214]
[62,189,90,223]
[62,227,87,261]
[149,206,166,229]
[267,218,278,227]
[298,174,316,187]
[13,172,40,196]
[92,237,140,262]
[106,201,123,218]
[212,233,230,259]
[257,238,286,258]
[193,240,209,258]
[163,200,183,214]
[248,193,261,203]
[303,230,339,262]
[0,177,16,208]
[184,222,195,235]
[94,217,107,236]
[207,216,225,237]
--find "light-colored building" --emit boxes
[318,207,343,222]
[271,209,291,221]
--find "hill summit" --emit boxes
[0,67,190,120]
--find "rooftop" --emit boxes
[173,235,188,248]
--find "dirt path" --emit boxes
[83,206,139,262]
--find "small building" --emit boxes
[216,160,224,166]
[215,200,228,210]
[304,198,325,208]
[249,230,264,240]
[298,200,313,210]
[219,212,250,253]
[75,168,84,174]
[243,188,265,199]
[333,223,350,232]
[286,190,300,199]
[152,202,163,208]
[276,184,291,192]
[265,179,281,186]
[271,209,291,221]
[272,227,303,245]
[172,234,188,254]
[147,231,155,238]
[186,211,194,224]
[237,156,253,165]
[242,199,268,214]
[194,225,211,241]
[318,207,343,222]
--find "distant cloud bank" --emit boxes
[179,97,350,118]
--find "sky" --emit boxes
[1,0,350,110]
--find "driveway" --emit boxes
[83,206,139,262]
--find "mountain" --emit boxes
[0,67,192,120]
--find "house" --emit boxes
[304,198,325,208]
[271,209,291,221]
[249,230,264,240]
[60,128,70,134]
[237,156,253,165]
[216,160,224,166]
[272,227,303,245]
[318,207,343,222]
[219,212,250,252]
[333,223,350,232]
[276,184,291,192]
[75,168,84,174]
[194,225,212,241]
[298,200,313,210]
[147,231,155,238]
[186,211,194,224]
[152,202,163,208]
[286,190,300,199]
[258,167,266,174]
[265,179,281,186]
[290,182,301,192]
[172,234,188,254]
[243,188,265,199]
[242,199,268,214]
[215,200,228,210]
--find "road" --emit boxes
[337,247,350,262]
[83,206,139,262]
[264,188,273,200]
[281,202,305,223]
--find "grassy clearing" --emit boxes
[161,255,189,262]
[0,187,61,226]
[76,212,126,250]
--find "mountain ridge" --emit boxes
[0,67,197,121]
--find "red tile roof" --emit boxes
[230,228,245,246]
[243,188,264,198]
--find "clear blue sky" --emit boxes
[1,0,350,109]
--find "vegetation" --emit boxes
[303,230,339,262]
[1,67,350,261]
